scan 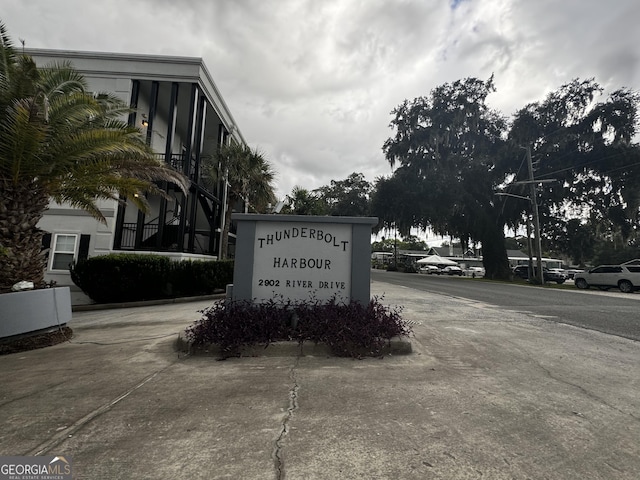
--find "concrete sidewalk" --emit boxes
[1,281,639,479]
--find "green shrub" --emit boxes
[70,254,170,303]
[166,260,234,297]
[70,254,233,303]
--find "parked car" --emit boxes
[512,265,529,279]
[442,266,463,276]
[574,264,640,293]
[547,268,569,282]
[465,266,485,278]
[419,265,440,275]
[512,265,567,284]
[565,269,585,279]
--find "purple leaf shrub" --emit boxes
[186,296,410,358]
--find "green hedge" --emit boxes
[166,259,234,297]
[70,254,233,303]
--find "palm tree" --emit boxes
[282,186,328,215]
[0,21,188,291]
[207,142,276,259]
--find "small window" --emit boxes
[51,234,78,271]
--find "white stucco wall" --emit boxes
[39,199,118,286]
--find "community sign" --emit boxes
[231,214,378,304]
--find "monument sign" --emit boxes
[231,214,378,304]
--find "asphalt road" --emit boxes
[371,269,640,342]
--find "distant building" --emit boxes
[28,49,246,287]
[428,246,479,258]
[371,251,393,264]
[427,247,563,269]
[426,247,483,269]
[506,250,564,269]
[373,244,564,271]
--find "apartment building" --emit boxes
[27,49,245,286]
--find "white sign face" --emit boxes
[252,221,352,303]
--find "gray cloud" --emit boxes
[4,0,640,198]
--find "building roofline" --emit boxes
[24,48,246,145]
[25,48,203,65]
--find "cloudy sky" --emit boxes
[4,0,640,204]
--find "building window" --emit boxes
[51,234,78,271]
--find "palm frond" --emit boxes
[38,61,87,98]
[0,20,16,82]
[0,98,48,182]
[212,142,276,212]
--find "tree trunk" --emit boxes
[480,220,511,280]
[220,195,235,260]
[0,180,50,292]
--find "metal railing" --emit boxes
[120,223,159,249]
[154,153,217,193]
[120,222,183,251]
[154,153,186,173]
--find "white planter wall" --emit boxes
[0,287,72,338]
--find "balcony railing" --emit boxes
[154,153,216,193]
[119,222,212,254]
[155,153,186,174]
[120,223,158,249]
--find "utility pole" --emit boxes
[394,227,398,268]
[525,216,534,279]
[526,145,545,285]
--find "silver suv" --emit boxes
[574,264,640,293]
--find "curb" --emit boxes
[72,293,226,312]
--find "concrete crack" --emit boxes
[25,361,177,456]
[536,361,639,422]
[273,356,300,480]
[0,381,69,408]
